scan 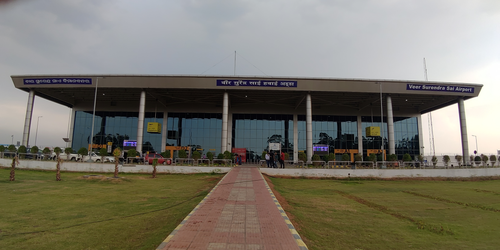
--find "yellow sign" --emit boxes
[366,126,381,137]
[147,122,162,133]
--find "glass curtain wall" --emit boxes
[232,114,293,162]
[72,111,221,154]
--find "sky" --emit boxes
[0,0,499,156]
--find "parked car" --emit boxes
[145,153,166,165]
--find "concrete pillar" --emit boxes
[458,98,470,166]
[22,90,35,147]
[68,108,76,148]
[417,115,424,156]
[387,96,395,155]
[357,115,363,157]
[293,114,298,163]
[161,111,168,153]
[306,94,313,163]
[221,92,229,153]
[136,91,146,154]
[227,112,233,153]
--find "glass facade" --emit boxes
[72,111,419,160]
[72,111,222,155]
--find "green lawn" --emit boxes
[269,177,500,250]
[0,168,222,250]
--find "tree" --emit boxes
[490,155,497,167]
[455,155,463,167]
[431,156,438,168]
[443,155,450,167]
[18,145,27,159]
[56,157,62,181]
[54,147,62,160]
[206,152,213,161]
[43,147,51,160]
[417,154,424,164]
[0,145,5,157]
[112,147,121,178]
[31,146,39,154]
[77,147,88,161]
[152,158,158,178]
[10,156,19,181]
[64,147,73,161]
[481,154,488,167]
[99,147,108,162]
[312,154,321,166]
[474,156,481,166]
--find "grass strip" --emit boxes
[1,188,209,237]
[474,189,500,195]
[334,190,453,235]
[403,190,500,212]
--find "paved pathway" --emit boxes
[156,165,308,250]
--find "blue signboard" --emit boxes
[217,79,297,88]
[406,84,474,94]
[24,78,92,85]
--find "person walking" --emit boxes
[265,152,271,168]
[279,151,285,169]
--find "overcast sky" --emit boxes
[0,0,498,156]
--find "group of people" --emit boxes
[265,150,285,168]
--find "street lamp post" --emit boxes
[471,135,478,155]
[35,116,42,146]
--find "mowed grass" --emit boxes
[0,168,223,250]
[269,177,500,250]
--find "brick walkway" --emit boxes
[156,165,308,250]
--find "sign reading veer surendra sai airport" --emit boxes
[23,78,92,85]
[217,79,297,88]
[406,83,474,93]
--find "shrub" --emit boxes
[99,147,108,157]
[223,151,232,160]
[161,151,170,158]
[298,152,307,162]
[54,147,62,155]
[312,154,321,161]
[18,145,27,159]
[341,153,350,162]
[354,153,363,162]
[192,151,201,161]
[217,153,224,159]
[178,150,187,158]
[490,155,497,167]
[206,152,214,160]
[42,147,51,155]
[64,147,73,155]
[417,154,424,163]
[31,146,39,154]
[455,155,463,166]
[403,153,412,162]
[8,144,17,152]
[327,153,335,162]
[261,151,267,160]
[284,153,290,160]
[0,145,5,153]
[368,154,377,163]
[127,149,138,158]
[387,154,397,161]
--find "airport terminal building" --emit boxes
[11,75,482,164]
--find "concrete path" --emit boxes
[156,165,308,250]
